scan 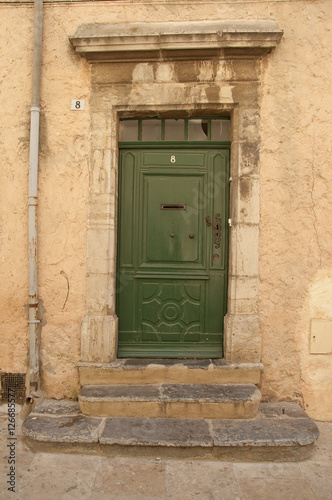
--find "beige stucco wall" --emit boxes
[0,0,331,418]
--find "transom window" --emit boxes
[119,117,231,142]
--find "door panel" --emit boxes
[117,148,229,358]
[144,175,202,264]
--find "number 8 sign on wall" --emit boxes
[71,99,85,110]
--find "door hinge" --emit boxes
[228,218,232,227]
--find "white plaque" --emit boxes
[71,99,85,110]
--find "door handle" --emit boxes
[189,234,194,239]
[206,216,212,226]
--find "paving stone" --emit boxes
[234,461,302,480]
[92,457,165,498]
[165,461,241,500]
[308,421,332,462]
[100,417,213,447]
[299,461,332,500]
[23,415,102,443]
[236,477,316,500]
[16,453,99,500]
[87,495,163,500]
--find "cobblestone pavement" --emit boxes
[0,409,331,500]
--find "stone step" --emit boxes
[22,400,319,462]
[78,383,261,419]
[78,360,263,386]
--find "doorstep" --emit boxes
[78,360,263,385]
[78,383,261,419]
[22,400,319,462]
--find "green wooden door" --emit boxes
[117,148,229,358]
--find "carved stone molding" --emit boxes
[70,20,283,62]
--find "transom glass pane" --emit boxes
[119,118,230,142]
[142,120,162,141]
[165,119,185,141]
[188,119,209,141]
[119,120,138,141]
[211,119,231,141]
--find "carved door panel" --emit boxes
[117,149,229,357]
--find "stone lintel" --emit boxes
[69,21,283,63]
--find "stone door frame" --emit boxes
[70,20,283,366]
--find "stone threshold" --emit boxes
[23,400,319,462]
[78,360,263,385]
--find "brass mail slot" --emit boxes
[161,204,187,210]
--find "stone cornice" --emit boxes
[69,21,283,62]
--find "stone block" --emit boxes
[90,112,109,150]
[224,314,261,363]
[81,315,118,362]
[228,277,259,301]
[100,416,212,447]
[132,62,155,82]
[212,416,319,447]
[239,108,261,142]
[30,399,81,416]
[86,231,110,275]
[78,383,261,419]
[238,141,260,177]
[232,81,260,107]
[155,62,176,82]
[22,401,318,462]
[230,224,259,277]
[93,456,166,497]
[85,274,109,315]
[90,149,112,194]
[23,414,102,443]
[78,360,263,386]
[230,176,260,225]
[228,298,258,315]
[230,59,260,82]
[238,177,260,224]
[92,62,136,84]
[166,461,241,500]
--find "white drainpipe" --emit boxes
[28,0,43,397]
